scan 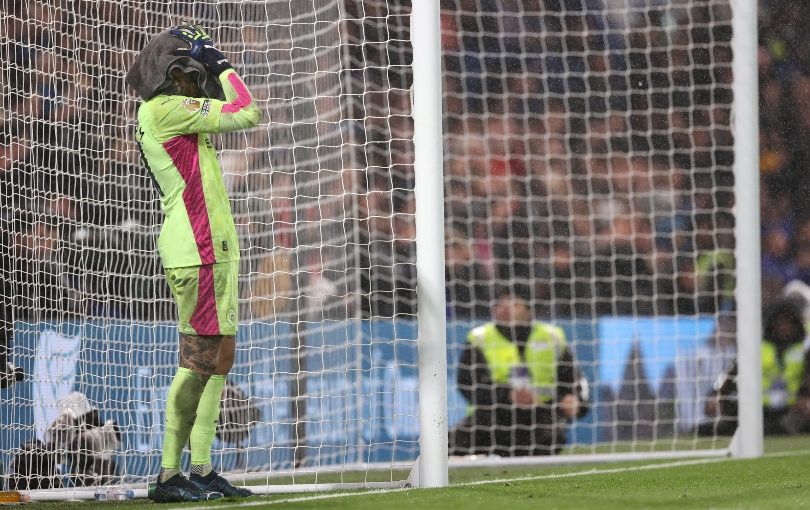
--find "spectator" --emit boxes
[445,232,490,320]
[449,289,589,456]
[791,243,810,287]
[12,218,67,323]
[762,226,797,287]
[535,240,593,319]
[593,207,656,316]
[489,196,532,291]
[693,214,736,314]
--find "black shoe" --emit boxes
[149,472,224,503]
[190,470,254,498]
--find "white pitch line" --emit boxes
[170,488,410,510]
[458,456,730,487]
[169,448,810,510]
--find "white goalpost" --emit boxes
[0,0,759,501]
[411,0,450,490]
[730,0,763,459]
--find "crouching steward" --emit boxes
[450,289,590,456]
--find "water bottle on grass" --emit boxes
[94,486,134,501]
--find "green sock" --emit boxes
[190,374,226,473]
[161,367,208,472]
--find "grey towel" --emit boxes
[126,28,224,101]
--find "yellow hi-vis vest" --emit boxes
[762,340,805,407]
[467,322,567,402]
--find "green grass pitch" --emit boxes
[28,436,810,509]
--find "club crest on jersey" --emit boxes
[182,98,201,112]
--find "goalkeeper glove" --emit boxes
[170,23,233,76]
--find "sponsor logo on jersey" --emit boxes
[182,98,201,112]
[200,99,211,117]
[227,308,236,325]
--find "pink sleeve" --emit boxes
[215,70,261,132]
[221,73,253,114]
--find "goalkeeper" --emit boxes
[126,24,260,503]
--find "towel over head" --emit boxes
[126,28,224,101]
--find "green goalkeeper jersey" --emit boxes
[135,69,261,268]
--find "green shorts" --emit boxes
[165,261,239,336]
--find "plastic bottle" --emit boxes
[94,486,134,501]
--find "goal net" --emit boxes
[440,0,740,458]
[2,0,419,494]
[0,0,752,498]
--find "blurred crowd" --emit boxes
[356,0,738,321]
[1,1,166,336]
[349,0,737,320]
[758,2,810,305]
[437,0,736,320]
[0,0,800,337]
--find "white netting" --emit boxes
[439,0,738,456]
[0,0,418,489]
[0,0,745,494]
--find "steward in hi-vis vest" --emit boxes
[762,340,805,410]
[760,298,810,435]
[708,298,810,437]
[449,290,590,457]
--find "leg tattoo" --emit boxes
[179,334,222,377]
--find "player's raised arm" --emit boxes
[214,68,261,132]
